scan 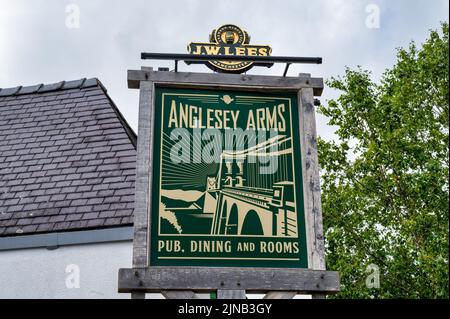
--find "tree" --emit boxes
[318,23,449,298]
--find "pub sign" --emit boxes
[150,86,308,268]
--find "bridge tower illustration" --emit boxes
[210,134,298,237]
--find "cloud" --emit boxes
[0,0,448,139]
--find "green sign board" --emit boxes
[150,86,308,268]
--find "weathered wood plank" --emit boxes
[298,87,326,271]
[127,73,154,299]
[131,292,146,299]
[217,289,246,299]
[127,70,323,96]
[132,73,154,268]
[118,267,339,293]
[298,87,327,299]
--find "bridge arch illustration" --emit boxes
[209,134,299,238]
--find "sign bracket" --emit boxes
[283,63,292,77]
[141,52,322,77]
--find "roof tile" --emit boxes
[38,81,64,93]
[0,78,136,237]
[0,87,21,97]
[62,79,86,90]
[17,84,43,95]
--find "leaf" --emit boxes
[320,22,449,299]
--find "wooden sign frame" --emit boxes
[118,67,340,299]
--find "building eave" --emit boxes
[0,226,133,251]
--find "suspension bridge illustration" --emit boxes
[159,132,299,238]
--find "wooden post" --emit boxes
[130,70,153,299]
[299,84,326,299]
[217,290,246,299]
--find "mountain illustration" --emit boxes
[161,196,193,209]
[159,188,216,234]
[194,193,205,208]
[161,189,204,202]
[161,188,205,210]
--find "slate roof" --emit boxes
[0,78,136,237]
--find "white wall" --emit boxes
[0,241,311,299]
[0,241,140,299]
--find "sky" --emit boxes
[0,0,448,141]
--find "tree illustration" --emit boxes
[160,202,183,234]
